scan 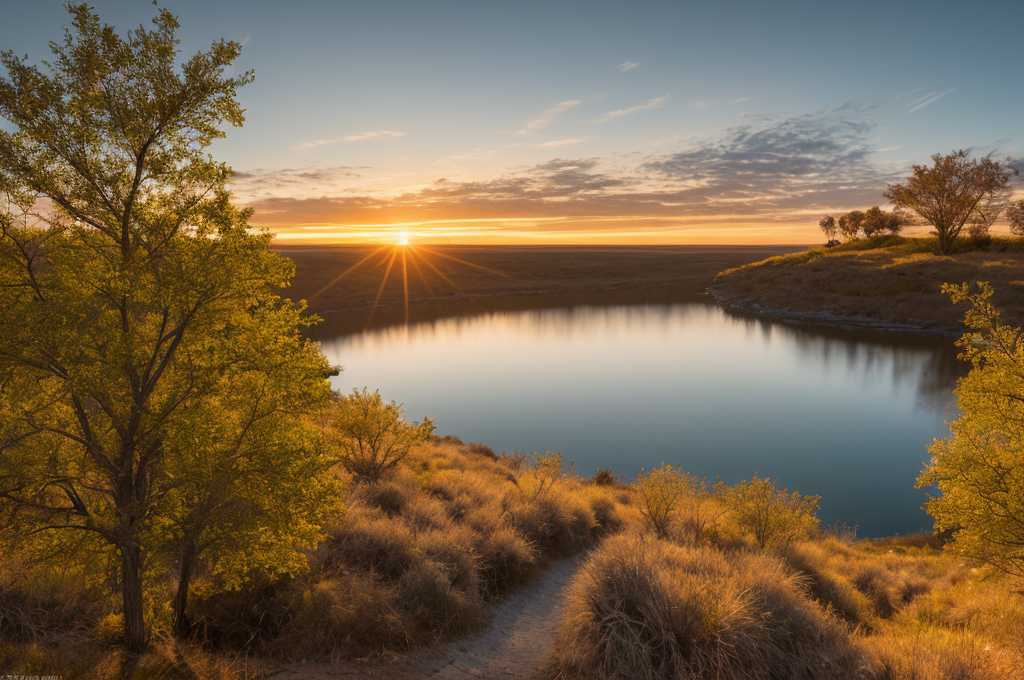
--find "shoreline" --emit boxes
[707,284,963,338]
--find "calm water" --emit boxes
[321,302,964,537]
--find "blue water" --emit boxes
[320,302,962,537]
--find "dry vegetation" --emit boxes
[4,438,1024,679]
[714,235,1024,332]
[0,436,626,678]
[541,472,1024,680]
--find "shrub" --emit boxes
[325,388,435,481]
[543,534,866,680]
[636,464,693,539]
[717,474,820,549]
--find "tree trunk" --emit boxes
[172,540,198,639]
[120,541,147,651]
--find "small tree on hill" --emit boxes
[819,215,838,244]
[918,282,1024,575]
[968,185,1012,237]
[884,151,1016,254]
[326,388,435,482]
[838,210,865,241]
[1007,199,1024,237]
[861,206,903,237]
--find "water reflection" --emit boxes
[321,301,965,537]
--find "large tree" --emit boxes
[0,5,337,650]
[918,282,1024,575]
[884,151,1015,255]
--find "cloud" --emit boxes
[907,88,955,113]
[595,96,667,122]
[537,138,588,148]
[730,97,750,104]
[692,100,715,108]
[242,105,899,230]
[342,130,407,142]
[516,100,581,135]
[293,138,341,150]
[616,61,639,72]
[291,131,407,149]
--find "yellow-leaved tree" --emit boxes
[919,282,1024,575]
[0,5,340,650]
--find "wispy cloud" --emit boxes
[692,100,715,108]
[517,100,581,135]
[730,97,750,104]
[616,61,639,72]
[342,130,407,142]
[244,105,901,230]
[907,88,955,113]
[595,95,668,122]
[292,130,406,150]
[537,138,588,148]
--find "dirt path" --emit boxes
[268,556,581,680]
[398,556,580,680]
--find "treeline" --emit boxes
[818,207,905,245]
[819,151,1023,253]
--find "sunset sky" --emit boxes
[3,0,1023,244]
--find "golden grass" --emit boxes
[715,236,1024,331]
[6,435,1024,678]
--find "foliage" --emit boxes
[636,463,700,540]
[1007,199,1024,237]
[884,151,1016,255]
[838,210,864,241]
[861,206,903,237]
[716,474,820,549]
[325,388,435,481]
[0,5,337,650]
[918,282,1024,576]
[819,214,838,244]
[967,184,1013,237]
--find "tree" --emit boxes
[884,151,1016,255]
[918,282,1024,575]
[325,388,435,482]
[968,185,1012,237]
[837,210,864,241]
[0,5,337,650]
[819,215,838,244]
[1007,199,1024,237]
[861,206,903,237]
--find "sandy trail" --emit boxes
[398,556,580,680]
[268,556,581,680]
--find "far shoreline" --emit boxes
[278,243,808,337]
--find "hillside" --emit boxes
[712,236,1024,335]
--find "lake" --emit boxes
[320,300,964,537]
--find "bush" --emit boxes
[543,534,866,680]
[636,464,692,539]
[717,474,820,549]
[324,389,435,481]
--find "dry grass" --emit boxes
[542,496,1024,680]
[715,235,1024,331]
[543,533,867,680]
[7,435,1024,678]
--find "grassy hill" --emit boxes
[713,236,1024,335]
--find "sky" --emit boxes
[2,0,1023,244]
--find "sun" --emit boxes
[307,239,509,330]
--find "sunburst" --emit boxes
[307,233,510,328]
